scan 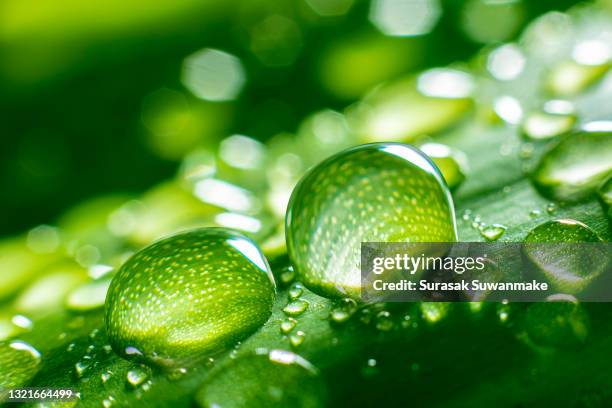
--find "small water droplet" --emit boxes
[532,125,612,201]
[102,396,115,408]
[279,265,296,286]
[280,318,297,335]
[330,298,358,324]
[127,366,150,388]
[530,209,542,218]
[480,224,507,241]
[283,299,309,317]
[289,331,305,348]
[420,302,450,323]
[100,370,112,384]
[288,283,304,300]
[375,310,394,331]
[75,360,92,378]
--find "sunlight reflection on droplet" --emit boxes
[219,135,266,170]
[181,49,245,102]
[487,43,525,81]
[494,96,523,124]
[417,68,474,98]
[370,0,442,37]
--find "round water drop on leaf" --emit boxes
[105,228,275,368]
[197,349,325,408]
[522,295,589,350]
[523,219,607,294]
[0,340,41,396]
[532,124,612,201]
[286,143,457,299]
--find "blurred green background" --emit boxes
[0,0,584,236]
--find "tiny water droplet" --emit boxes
[530,209,542,218]
[283,299,309,317]
[546,203,557,214]
[279,265,296,286]
[480,224,507,241]
[102,396,115,408]
[288,283,304,300]
[167,367,188,381]
[280,318,297,335]
[101,370,113,384]
[375,310,394,331]
[330,298,358,324]
[75,360,91,378]
[289,331,305,348]
[127,366,151,388]
[420,302,450,323]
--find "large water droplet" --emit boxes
[523,219,606,294]
[286,143,457,299]
[105,228,275,368]
[197,349,325,408]
[0,340,41,393]
[532,124,612,201]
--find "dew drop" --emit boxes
[197,349,324,407]
[286,143,457,299]
[288,283,304,300]
[282,299,309,317]
[523,219,605,294]
[375,310,394,331]
[479,224,507,241]
[289,331,305,348]
[105,228,275,368]
[329,298,358,324]
[0,340,41,389]
[280,318,297,335]
[522,295,589,349]
[127,366,151,388]
[532,125,612,201]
